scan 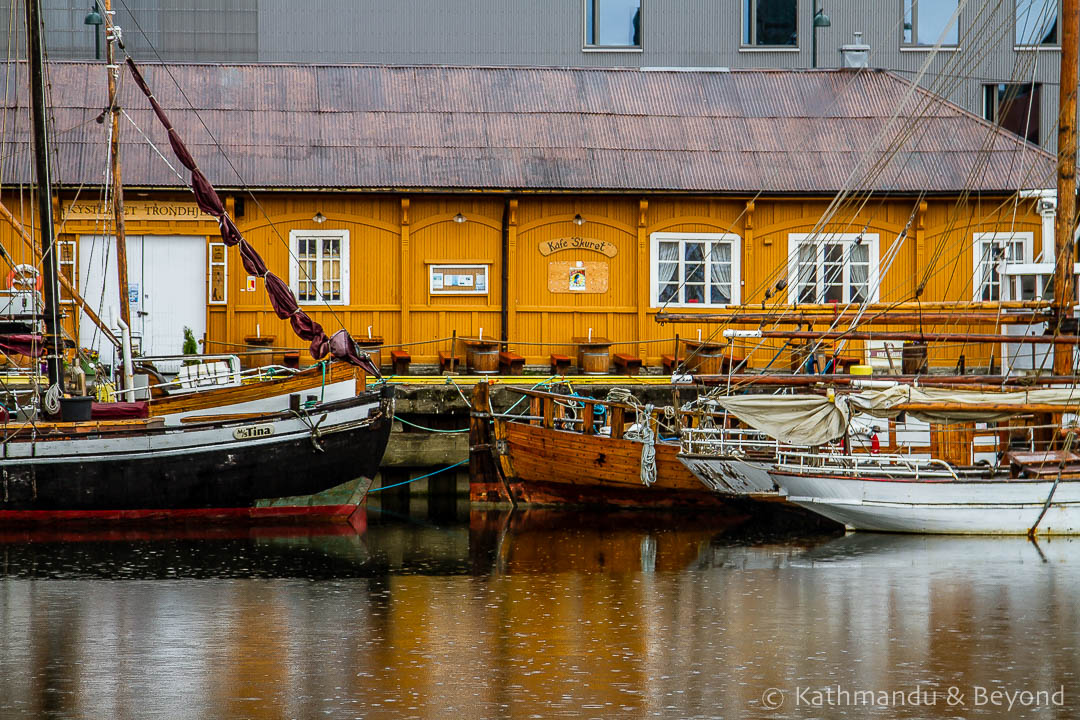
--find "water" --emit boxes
[1,505,1079,719]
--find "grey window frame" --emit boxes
[583,0,643,50]
[742,0,799,49]
[901,0,960,48]
[1015,0,1061,47]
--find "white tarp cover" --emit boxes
[713,386,1080,446]
[850,385,1080,424]
[711,394,850,447]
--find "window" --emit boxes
[973,232,1033,301]
[983,83,1041,145]
[650,233,741,307]
[787,233,880,304]
[584,0,641,48]
[742,0,797,47]
[288,229,349,305]
[58,237,76,303]
[1015,0,1059,45]
[208,242,226,305]
[902,0,959,47]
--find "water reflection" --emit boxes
[2,508,1079,718]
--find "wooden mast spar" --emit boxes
[24,0,62,391]
[1054,0,1079,376]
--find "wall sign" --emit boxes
[63,199,214,222]
[429,264,489,295]
[548,261,608,294]
[538,237,618,258]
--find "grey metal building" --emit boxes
[14,1,1070,149]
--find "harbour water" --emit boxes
[1,504,1078,719]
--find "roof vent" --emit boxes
[840,31,870,69]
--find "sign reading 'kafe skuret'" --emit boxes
[539,237,618,258]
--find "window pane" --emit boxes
[987,83,1041,144]
[685,242,705,283]
[587,0,641,46]
[659,242,679,262]
[659,284,678,303]
[823,243,844,303]
[1016,0,1058,45]
[752,0,797,46]
[850,245,869,303]
[709,243,732,305]
[796,244,816,302]
[907,0,959,45]
[685,284,704,304]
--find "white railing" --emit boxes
[681,427,781,457]
[775,449,965,482]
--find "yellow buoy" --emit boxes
[849,364,873,376]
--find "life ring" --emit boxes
[6,264,42,292]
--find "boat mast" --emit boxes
[25,0,62,391]
[1054,0,1078,376]
[104,0,131,331]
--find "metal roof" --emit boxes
[0,62,1056,194]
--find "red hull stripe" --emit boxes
[0,503,359,523]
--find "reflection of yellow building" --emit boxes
[4,63,1055,371]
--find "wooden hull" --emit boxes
[493,419,730,508]
[774,470,1080,535]
[0,387,392,521]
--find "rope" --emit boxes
[1029,430,1075,537]
[42,383,60,416]
[368,459,468,493]
[605,388,657,486]
[394,416,469,433]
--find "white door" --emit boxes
[79,234,206,371]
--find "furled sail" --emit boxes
[713,385,1080,447]
[710,394,850,447]
[850,385,1080,423]
[125,59,379,377]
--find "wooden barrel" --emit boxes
[902,342,928,374]
[355,344,382,372]
[243,344,274,370]
[580,348,610,374]
[469,345,500,374]
[693,347,724,375]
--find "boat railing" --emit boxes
[775,449,961,481]
[506,387,655,439]
[134,354,244,395]
[680,427,780,456]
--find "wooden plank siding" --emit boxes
[3,191,1050,371]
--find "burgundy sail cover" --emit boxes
[126,59,380,378]
[0,334,45,358]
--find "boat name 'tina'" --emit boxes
[234,424,275,440]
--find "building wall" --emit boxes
[19,190,1046,374]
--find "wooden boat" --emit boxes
[485,387,728,508]
[0,386,392,523]
[0,4,391,524]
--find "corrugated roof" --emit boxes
[0,62,1056,193]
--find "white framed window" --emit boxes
[1015,0,1059,46]
[902,0,959,47]
[208,241,227,305]
[650,232,741,308]
[58,237,76,304]
[288,229,349,305]
[787,233,880,304]
[742,0,797,47]
[584,0,642,48]
[973,232,1033,301]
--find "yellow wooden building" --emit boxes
[0,63,1058,373]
